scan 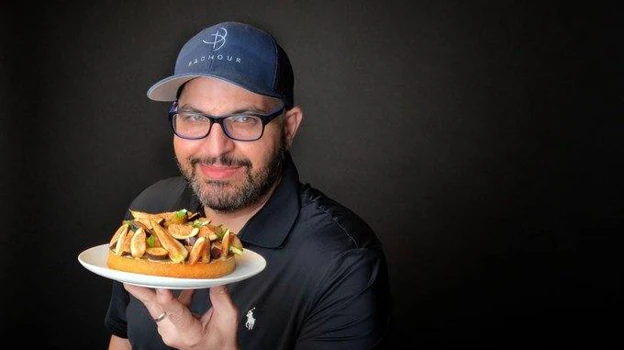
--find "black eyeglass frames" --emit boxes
[168,102,285,142]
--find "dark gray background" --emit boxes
[2,1,622,348]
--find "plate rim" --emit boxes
[78,243,266,289]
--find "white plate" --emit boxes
[78,244,266,289]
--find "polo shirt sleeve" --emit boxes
[295,247,392,350]
[104,281,130,338]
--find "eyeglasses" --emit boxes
[168,102,285,142]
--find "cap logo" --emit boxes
[188,26,241,67]
[202,27,227,51]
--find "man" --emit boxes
[105,21,391,350]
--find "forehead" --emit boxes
[178,77,281,111]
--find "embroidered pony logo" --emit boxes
[245,307,256,330]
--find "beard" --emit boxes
[177,135,287,212]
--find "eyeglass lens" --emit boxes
[173,113,263,141]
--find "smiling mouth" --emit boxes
[197,163,244,180]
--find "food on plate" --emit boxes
[106,209,244,278]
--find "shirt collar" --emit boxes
[238,152,300,248]
[186,152,300,249]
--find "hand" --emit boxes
[123,284,239,350]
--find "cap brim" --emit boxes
[146,74,203,101]
[147,74,285,102]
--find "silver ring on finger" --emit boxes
[153,311,167,323]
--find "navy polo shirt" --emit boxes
[105,153,392,349]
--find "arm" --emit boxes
[108,335,131,350]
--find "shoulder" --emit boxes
[297,183,383,253]
[127,176,189,213]
[293,184,391,325]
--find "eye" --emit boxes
[229,115,260,125]
[178,112,206,123]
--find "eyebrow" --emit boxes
[178,103,270,115]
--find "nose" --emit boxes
[199,122,235,157]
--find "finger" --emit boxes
[178,289,195,307]
[123,284,166,320]
[178,289,201,318]
[201,307,215,324]
[155,289,197,330]
[124,284,157,303]
[209,285,238,319]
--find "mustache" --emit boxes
[190,155,252,168]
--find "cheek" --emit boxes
[263,124,284,151]
[173,137,193,161]
[250,130,282,164]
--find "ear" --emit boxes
[282,106,303,149]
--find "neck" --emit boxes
[203,178,281,234]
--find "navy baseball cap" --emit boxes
[147,21,294,108]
